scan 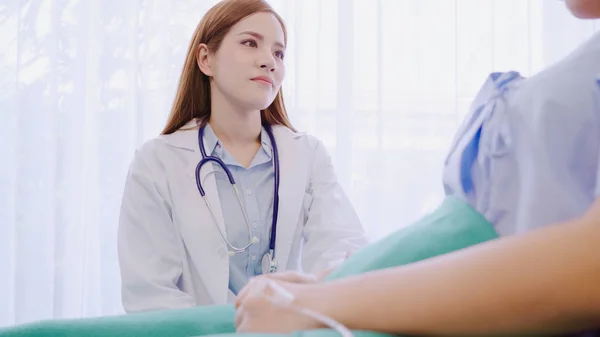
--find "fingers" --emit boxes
[236,277,257,309]
[234,303,244,328]
[235,292,272,332]
[237,272,317,308]
[316,268,332,281]
[236,277,259,309]
[235,300,255,332]
[267,271,317,283]
[236,276,278,309]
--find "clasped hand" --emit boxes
[234,270,327,333]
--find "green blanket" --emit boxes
[0,196,498,337]
[0,305,235,337]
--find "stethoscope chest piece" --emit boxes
[261,251,277,274]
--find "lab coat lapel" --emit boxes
[185,153,229,303]
[172,120,228,237]
[271,127,309,270]
[185,158,227,237]
[165,121,229,304]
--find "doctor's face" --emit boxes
[199,12,286,112]
[565,0,600,18]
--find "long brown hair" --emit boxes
[161,0,295,135]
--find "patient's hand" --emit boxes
[235,278,323,333]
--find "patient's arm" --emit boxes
[300,199,600,335]
[237,200,600,335]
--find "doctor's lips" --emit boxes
[251,76,273,87]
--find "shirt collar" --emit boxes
[203,124,273,160]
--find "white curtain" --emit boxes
[1,0,598,327]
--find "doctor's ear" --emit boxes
[197,43,213,77]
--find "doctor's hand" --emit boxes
[235,278,324,333]
[260,251,352,284]
[258,269,329,284]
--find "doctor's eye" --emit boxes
[274,50,285,60]
[241,39,258,48]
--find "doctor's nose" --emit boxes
[257,54,276,72]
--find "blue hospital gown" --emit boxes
[443,31,600,237]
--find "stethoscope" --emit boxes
[195,124,280,274]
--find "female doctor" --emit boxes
[117,0,368,313]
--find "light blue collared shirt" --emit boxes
[203,125,274,295]
[444,31,600,236]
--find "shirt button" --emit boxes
[252,222,258,229]
[246,189,252,195]
[251,255,257,261]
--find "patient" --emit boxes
[234,0,600,335]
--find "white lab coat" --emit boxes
[117,119,368,313]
